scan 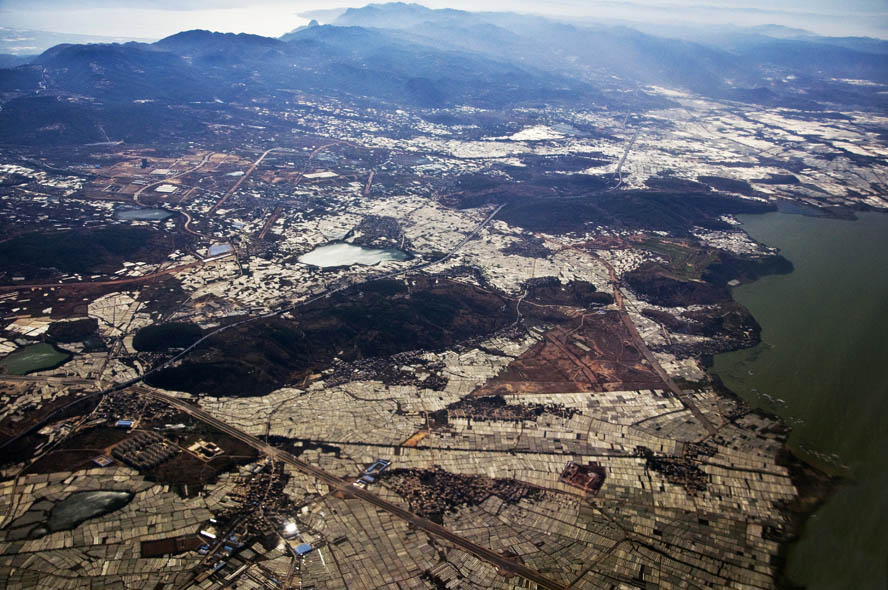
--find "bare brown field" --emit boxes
[474,310,665,395]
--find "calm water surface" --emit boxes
[0,343,71,375]
[711,211,888,589]
[114,207,173,221]
[48,491,133,532]
[298,242,408,268]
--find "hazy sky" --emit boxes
[0,0,885,40]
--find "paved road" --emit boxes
[256,206,283,240]
[0,203,505,448]
[598,257,718,436]
[134,151,214,205]
[0,375,93,386]
[611,127,640,190]
[363,170,375,197]
[0,260,204,293]
[140,387,565,590]
[0,203,529,579]
[208,148,280,214]
[211,144,335,216]
[180,209,205,238]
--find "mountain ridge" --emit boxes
[0,3,884,145]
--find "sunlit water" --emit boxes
[297,242,408,268]
[114,207,173,221]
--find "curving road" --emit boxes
[0,203,531,583]
[0,203,506,450]
[134,151,214,206]
[0,200,561,587]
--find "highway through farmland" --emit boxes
[139,386,566,590]
[0,202,544,587]
[0,203,506,456]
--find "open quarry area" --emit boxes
[0,48,883,588]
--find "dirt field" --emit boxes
[474,310,665,395]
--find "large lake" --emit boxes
[298,242,408,268]
[711,210,888,589]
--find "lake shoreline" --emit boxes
[706,208,888,589]
[705,368,839,590]
[0,342,73,376]
[297,240,411,269]
[698,207,853,589]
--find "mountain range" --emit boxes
[0,2,884,145]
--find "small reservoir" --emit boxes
[114,207,173,221]
[298,242,408,268]
[5,490,133,540]
[207,243,234,257]
[48,491,133,533]
[0,343,71,375]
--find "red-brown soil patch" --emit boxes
[474,310,665,395]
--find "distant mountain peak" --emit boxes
[157,29,279,45]
[154,29,283,60]
[335,2,469,29]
